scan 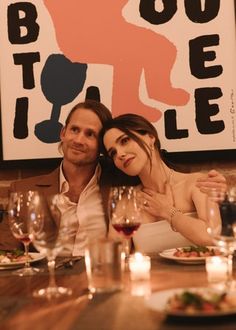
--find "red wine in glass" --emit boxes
[14,233,32,245]
[113,222,141,238]
[109,186,141,258]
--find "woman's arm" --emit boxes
[167,186,213,246]
[139,183,217,246]
[168,170,224,245]
[169,180,222,246]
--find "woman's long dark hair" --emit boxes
[100,113,173,168]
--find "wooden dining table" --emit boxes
[0,254,236,330]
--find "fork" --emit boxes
[56,257,83,269]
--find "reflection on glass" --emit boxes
[8,191,41,276]
[29,193,72,299]
[206,187,236,289]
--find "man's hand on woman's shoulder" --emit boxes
[196,169,227,194]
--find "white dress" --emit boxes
[132,213,197,253]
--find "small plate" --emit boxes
[0,253,45,270]
[159,247,219,265]
[145,287,236,318]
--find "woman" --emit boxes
[100,114,223,253]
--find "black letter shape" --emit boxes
[189,35,222,79]
[195,87,225,134]
[14,97,28,139]
[85,86,101,102]
[8,2,39,44]
[139,0,177,24]
[164,109,189,139]
[35,54,87,143]
[184,0,220,23]
[13,52,40,89]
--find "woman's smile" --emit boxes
[123,156,135,168]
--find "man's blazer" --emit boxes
[0,166,111,251]
[10,167,60,195]
[0,159,140,251]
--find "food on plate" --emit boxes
[173,246,221,258]
[166,290,236,314]
[0,249,31,263]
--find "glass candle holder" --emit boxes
[205,256,231,284]
[131,280,151,297]
[129,252,151,281]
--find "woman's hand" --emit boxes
[138,185,174,220]
[196,169,226,194]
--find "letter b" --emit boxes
[8,2,39,44]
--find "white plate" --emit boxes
[159,247,219,265]
[145,287,236,318]
[0,253,45,270]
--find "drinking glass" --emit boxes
[206,187,236,288]
[28,193,72,298]
[109,186,141,259]
[8,191,41,276]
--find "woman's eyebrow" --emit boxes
[116,133,126,143]
[107,133,126,154]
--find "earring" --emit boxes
[150,144,154,151]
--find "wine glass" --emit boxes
[8,191,41,276]
[206,187,236,288]
[109,186,141,259]
[28,193,72,299]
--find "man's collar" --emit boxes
[59,163,101,193]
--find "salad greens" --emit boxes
[0,249,24,257]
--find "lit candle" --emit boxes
[129,252,151,281]
[205,256,230,283]
[131,281,151,297]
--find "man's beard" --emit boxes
[62,144,99,167]
[72,158,98,167]
[69,154,99,167]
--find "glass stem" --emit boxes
[24,243,30,268]
[226,253,233,285]
[123,238,131,259]
[48,259,57,289]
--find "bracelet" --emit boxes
[169,207,182,232]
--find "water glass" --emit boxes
[85,238,123,293]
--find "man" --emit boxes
[1,100,115,254]
[0,100,226,254]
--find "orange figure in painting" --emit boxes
[43,0,189,122]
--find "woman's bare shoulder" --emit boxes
[171,170,203,186]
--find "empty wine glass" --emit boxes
[28,193,72,299]
[8,191,41,276]
[206,187,236,288]
[109,186,141,259]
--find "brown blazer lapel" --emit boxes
[11,167,61,226]
[31,168,60,228]
[10,167,60,195]
[34,168,60,195]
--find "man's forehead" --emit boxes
[68,108,102,128]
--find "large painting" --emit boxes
[0,0,235,161]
